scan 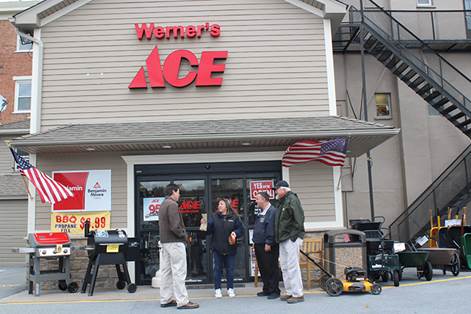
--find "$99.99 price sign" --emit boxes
[51,211,111,236]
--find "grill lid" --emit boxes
[30,232,70,246]
[93,230,127,245]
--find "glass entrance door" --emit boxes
[134,162,281,285]
[136,178,208,285]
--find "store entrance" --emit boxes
[134,161,281,285]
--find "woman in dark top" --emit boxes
[201,198,244,298]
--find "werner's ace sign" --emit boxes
[129,23,228,89]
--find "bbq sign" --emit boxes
[129,23,228,89]
[249,180,275,201]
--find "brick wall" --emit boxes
[0,20,31,124]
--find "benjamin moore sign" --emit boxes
[52,170,112,212]
[129,23,228,89]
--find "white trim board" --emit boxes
[323,18,338,116]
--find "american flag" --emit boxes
[10,148,74,204]
[282,138,347,167]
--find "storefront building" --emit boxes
[10,0,399,285]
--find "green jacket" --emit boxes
[275,191,305,243]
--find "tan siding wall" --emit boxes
[35,152,127,232]
[0,136,14,174]
[289,162,335,222]
[39,0,329,129]
[0,199,27,266]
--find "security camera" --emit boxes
[0,95,7,113]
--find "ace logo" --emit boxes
[129,47,228,89]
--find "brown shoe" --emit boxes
[280,294,292,301]
[287,296,304,304]
[160,300,177,308]
[177,301,200,310]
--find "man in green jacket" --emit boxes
[274,180,305,304]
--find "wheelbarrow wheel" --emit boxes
[325,278,343,297]
[393,270,400,287]
[371,283,382,295]
[423,261,433,281]
[381,272,389,283]
[58,280,68,291]
[451,253,460,276]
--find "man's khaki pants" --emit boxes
[279,238,304,297]
[159,242,189,307]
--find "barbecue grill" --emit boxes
[81,220,137,296]
[13,232,78,296]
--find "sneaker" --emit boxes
[287,296,304,304]
[227,288,236,298]
[257,291,269,297]
[215,289,222,298]
[280,294,292,301]
[177,301,199,310]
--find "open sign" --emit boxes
[249,180,275,200]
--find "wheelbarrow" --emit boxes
[398,249,432,281]
[417,248,460,276]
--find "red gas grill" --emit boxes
[14,232,78,296]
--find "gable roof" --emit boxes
[11,0,347,32]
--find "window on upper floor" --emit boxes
[14,77,32,113]
[374,93,392,120]
[417,0,433,7]
[16,34,33,52]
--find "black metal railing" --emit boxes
[362,9,471,42]
[388,144,471,241]
[337,0,471,115]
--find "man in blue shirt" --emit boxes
[252,191,280,299]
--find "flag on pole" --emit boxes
[282,138,347,167]
[10,148,74,204]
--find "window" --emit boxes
[417,0,433,7]
[14,77,32,113]
[16,34,33,52]
[374,93,392,119]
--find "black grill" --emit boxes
[80,221,137,296]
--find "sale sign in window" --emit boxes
[143,197,164,221]
[51,211,110,236]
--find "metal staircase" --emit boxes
[333,0,471,138]
[329,0,471,242]
[388,144,471,242]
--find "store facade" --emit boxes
[10,0,399,285]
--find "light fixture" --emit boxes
[85,147,95,151]
[162,145,172,149]
[241,142,251,146]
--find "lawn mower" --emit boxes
[300,250,382,296]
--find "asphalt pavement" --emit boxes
[1,269,470,314]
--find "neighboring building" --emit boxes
[10,0,398,285]
[0,1,39,267]
[334,0,471,240]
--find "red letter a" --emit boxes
[128,47,165,89]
